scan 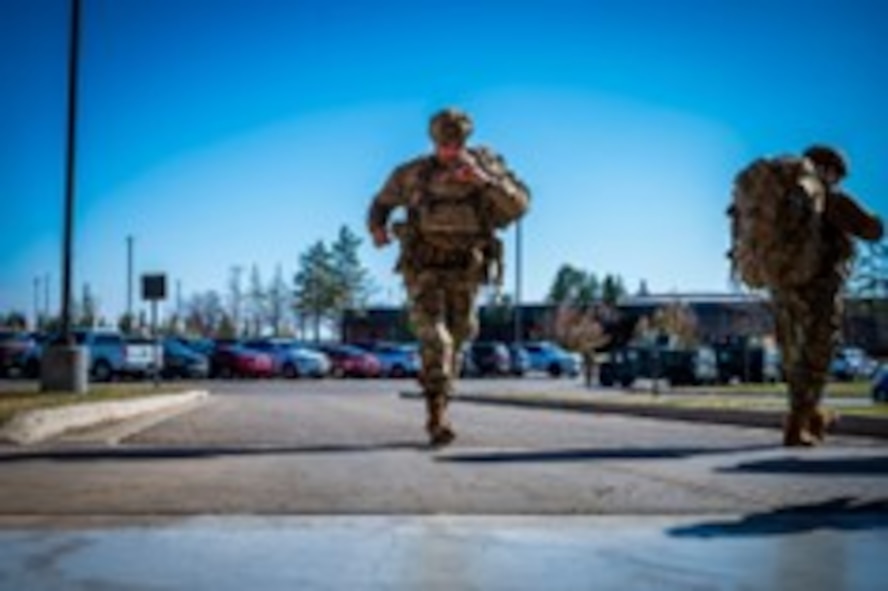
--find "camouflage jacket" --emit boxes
[367,147,530,281]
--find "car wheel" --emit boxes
[391,365,406,378]
[25,359,40,379]
[332,366,345,378]
[548,363,563,378]
[92,360,113,382]
[282,363,299,379]
[219,366,233,379]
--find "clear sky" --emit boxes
[2,0,886,324]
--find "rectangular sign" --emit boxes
[141,273,167,301]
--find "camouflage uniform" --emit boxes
[772,218,854,445]
[740,146,883,446]
[367,109,529,445]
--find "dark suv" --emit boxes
[0,331,41,378]
[463,341,511,377]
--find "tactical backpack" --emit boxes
[728,156,826,289]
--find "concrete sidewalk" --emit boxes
[404,388,888,439]
[0,390,210,445]
[1,514,885,590]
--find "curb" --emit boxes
[400,391,888,439]
[0,390,210,445]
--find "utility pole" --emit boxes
[42,0,88,393]
[513,219,523,343]
[33,276,41,330]
[127,234,134,321]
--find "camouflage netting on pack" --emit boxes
[729,157,825,289]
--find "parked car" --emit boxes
[162,338,210,379]
[463,341,511,377]
[831,347,878,381]
[352,341,420,378]
[508,343,531,377]
[872,365,888,402]
[209,343,275,379]
[242,338,331,378]
[522,341,581,377]
[599,343,719,387]
[64,329,128,382]
[714,339,782,384]
[0,331,41,378]
[123,336,164,379]
[314,343,382,378]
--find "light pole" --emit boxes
[127,234,134,324]
[43,272,50,321]
[33,276,40,330]
[513,219,523,343]
[42,0,88,393]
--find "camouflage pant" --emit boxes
[772,273,843,414]
[405,269,480,412]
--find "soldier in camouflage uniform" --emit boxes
[367,108,529,446]
[769,146,883,446]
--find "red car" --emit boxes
[316,344,382,378]
[210,343,274,378]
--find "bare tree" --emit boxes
[228,265,244,337]
[553,303,612,388]
[184,290,226,337]
[653,301,699,348]
[246,264,267,337]
[267,264,291,337]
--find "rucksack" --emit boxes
[728,156,826,289]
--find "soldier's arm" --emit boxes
[367,161,421,238]
[826,191,884,242]
[478,157,530,228]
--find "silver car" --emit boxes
[242,339,331,378]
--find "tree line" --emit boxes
[1,225,374,342]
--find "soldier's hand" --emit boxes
[453,158,492,187]
[371,226,391,248]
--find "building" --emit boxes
[342,293,888,355]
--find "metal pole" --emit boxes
[33,276,40,330]
[44,272,50,321]
[59,0,81,344]
[127,234,134,322]
[152,300,159,388]
[513,219,523,343]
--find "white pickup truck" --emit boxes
[124,337,164,379]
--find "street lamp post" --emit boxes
[513,219,523,343]
[127,234,134,324]
[41,0,88,393]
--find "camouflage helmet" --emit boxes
[429,108,473,144]
[803,144,848,178]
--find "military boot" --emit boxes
[425,391,456,447]
[783,409,816,447]
[808,406,837,443]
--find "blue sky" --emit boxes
[2,0,886,324]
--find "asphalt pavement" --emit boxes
[0,377,885,589]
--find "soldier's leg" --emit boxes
[407,276,456,446]
[774,293,816,446]
[800,284,843,442]
[445,280,481,382]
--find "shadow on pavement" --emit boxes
[720,455,888,476]
[668,497,888,538]
[436,444,778,464]
[0,441,427,463]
